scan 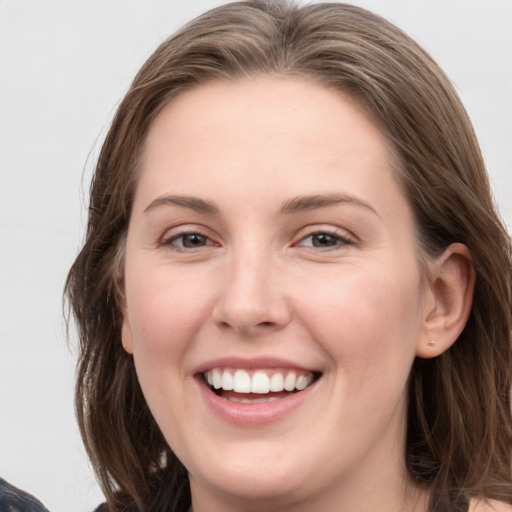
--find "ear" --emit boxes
[416,243,475,358]
[121,311,134,354]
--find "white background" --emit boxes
[1,1,511,511]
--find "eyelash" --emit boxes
[161,228,353,252]
[296,229,353,250]
[162,231,215,251]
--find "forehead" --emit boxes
[143,76,389,159]
[135,76,409,226]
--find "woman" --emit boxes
[65,1,512,511]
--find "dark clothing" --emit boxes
[0,478,50,512]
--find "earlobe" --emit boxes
[416,243,475,359]
[121,313,134,354]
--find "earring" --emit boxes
[427,340,436,347]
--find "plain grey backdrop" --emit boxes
[1,1,511,510]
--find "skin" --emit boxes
[121,77,476,512]
[472,501,512,512]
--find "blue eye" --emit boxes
[298,231,351,249]
[167,233,210,248]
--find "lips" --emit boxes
[196,362,321,425]
[196,360,321,417]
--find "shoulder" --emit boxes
[0,478,50,512]
[470,498,512,512]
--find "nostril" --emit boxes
[212,291,291,334]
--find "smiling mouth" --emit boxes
[202,368,321,404]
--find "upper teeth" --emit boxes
[204,368,314,394]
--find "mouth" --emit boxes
[201,368,321,404]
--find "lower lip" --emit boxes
[196,377,319,427]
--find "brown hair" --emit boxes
[65,2,512,510]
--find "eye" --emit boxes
[164,232,213,249]
[297,230,352,250]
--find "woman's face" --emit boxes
[122,77,434,509]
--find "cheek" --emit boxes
[122,263,208,430]
[296,263,423,381]
[124,261,212,356]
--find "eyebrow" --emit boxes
[144,195,220,215]
[280,193,380,218]
[143,192,379,218]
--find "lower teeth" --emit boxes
[227,396,280,404]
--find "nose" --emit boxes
[212,250,291,337]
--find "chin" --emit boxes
[184,435,341,510]
[191,467,312,510]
